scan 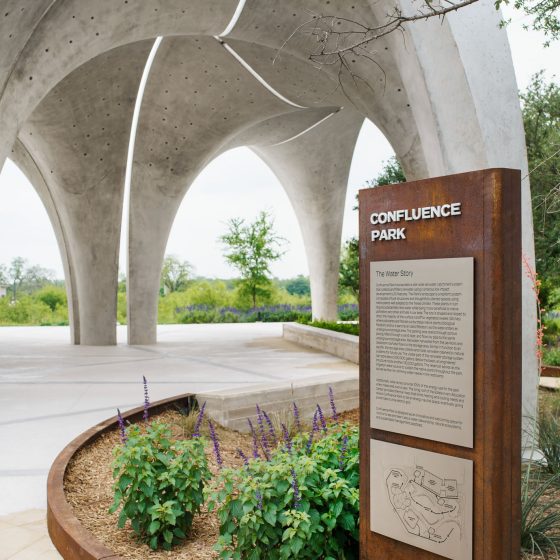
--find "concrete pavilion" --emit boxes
[0,0,536,415]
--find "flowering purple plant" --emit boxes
[237,448,249,466]
[192,401,206,438]
[316,404,327,432]
[142,376,150,422]
[262,409,277,446]
[255,405,270,460]
[339,434,349,469]
[255,489,263,510]
[328,386,338,424]
[247,418,260,459]
[117,408,127,444]
[306,409,319,454]
[208,420,223,467]
[290,468,301,509]
[281,423,292,453]
[292,401,302,433]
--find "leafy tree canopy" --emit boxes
[496,0,560,46]
[160,255,193,295]
[219,211,286,308]
[522,72,560,294]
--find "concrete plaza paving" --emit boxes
[0,323,357,558]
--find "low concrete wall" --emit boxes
[283,323,359,364]
[197,372,358,432]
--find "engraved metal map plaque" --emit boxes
[371,440,473,560]
[370,258,474,448]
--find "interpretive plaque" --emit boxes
[359,169,521,560]
[371,258,473,447]
[371,440,473,560]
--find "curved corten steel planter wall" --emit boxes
[542,365,560,378]
[47,393,195,560]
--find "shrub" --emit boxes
[299,319,359,337]
[521,471,560,556]
[109,421,211,550]
[543,346,560,366]
[538,410,560,474]
[206,420,359,559]
[34,285,67,311]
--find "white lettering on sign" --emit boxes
[369,202,462,242]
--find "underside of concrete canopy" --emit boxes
[0,0,536,418]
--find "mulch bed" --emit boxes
[64,408,358,559]
[64,402,556,559]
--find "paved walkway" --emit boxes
[0,323,357,558]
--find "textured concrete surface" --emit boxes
[0,510,61,560]
[0,323,358,516]
[199,372,358,432]
[283,323,359,364]
[0,1,537,453]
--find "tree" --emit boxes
[220,211,286,308]
[339,237,360,297]
[367,156,406,187]
[496,0,560,46]
[283,1,557,101]
[160,255,193,295]
[285,275,311,296]
[342,156,406,296]
[521,72,560,306]
[7,257,26,301]
[2,257,54,301]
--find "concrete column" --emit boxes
[10,139,80,344]
[254,109,365,321]
[18,41,152,345]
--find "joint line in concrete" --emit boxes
[219,0,247,37]
[268,109,341,147]
[214,37,308,109]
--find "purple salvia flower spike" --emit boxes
[306,409,318,454]
[290,468,301,509]
[292,401,302,433]
[255,405,270,460]
[255,489,263,510]
[142,376,150,422]
[262,410,277,446]
[247,418,260,459]
[208,420,223,467]
[260,429,271,461]
[328,386,338,424]
[281,423,292,453]
[256,404,265,438]
[339,434,349,470]
[237,448,249,466]
[317,404,327,432]
[117,409,127,444]
[192,401,206,438]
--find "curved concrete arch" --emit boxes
[9,141,80,344]
[17,39,153,345]
[0,0,535,417]
[127,36,344,344]
[253,108,365,321]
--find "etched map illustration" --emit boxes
[385,465,463,545]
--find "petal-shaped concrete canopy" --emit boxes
[0,0,536,419]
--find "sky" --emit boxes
[0,6,558,281]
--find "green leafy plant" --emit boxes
[206,422,359,559]
[298,319,359,337]
[109,421,211,550]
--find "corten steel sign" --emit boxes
[359,169,521,560]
